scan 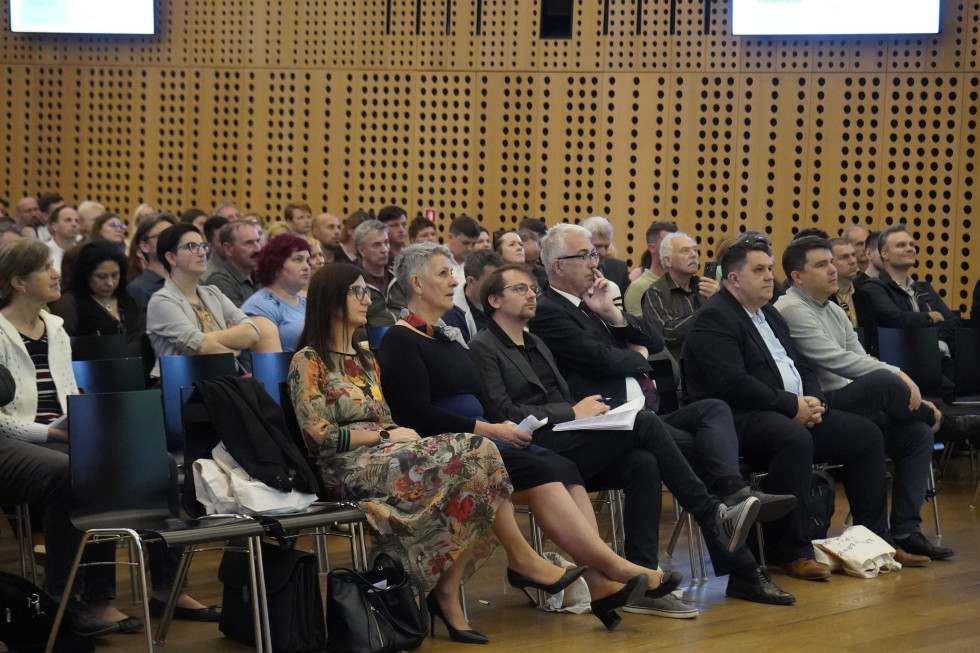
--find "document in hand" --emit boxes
[552,396,644,432]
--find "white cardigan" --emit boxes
[0,310,77,443]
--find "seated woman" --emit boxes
[146,223,259,376]
[48,240,143,356]
[0,239,218,633]
[376,243,682,630]
[91,212,128,253]
[288,263,588,643]
[241,234,311,352]
[493,229,526,265]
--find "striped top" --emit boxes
[20,333,62,424]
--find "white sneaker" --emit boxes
[622,593,698,619]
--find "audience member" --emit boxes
[640,231,719,360]
[337,210,368,263]
[76,200,106,241]
[376,243,678,630]
[49,240,142,353]
[472,263,792,611]
[14,197,44,239]
[861,223,961,355]
[518,228,549,290]
[378,205,409,260]
[408,215,437,243]
[441,249,504,341]
[842,224,871,275]
[202,215,229,252]
[283,201,313,239]
[201,220,262,307]
[475,225,492,251]
[37,193,64,242]
[91,212,128,251]
[131,203,158,225]
[287,262,586,643]
[242,234,311,352]
[354,220,398,327]
[682,235,929,577]
[493,229,526,265]
[623,220,678,317]
[774,236,953,560]
[311,212,343,263]
[127,212,178,315]
[518,217,547,237]
[863,230,882,279]
[212,201,241,220]
[0,221,22,246]
[180,208,208,234]
[581,216,630,293]
[146,224,259,376]
[791,227,829,241]
[46,205,80,274]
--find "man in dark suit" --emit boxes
[683,235,930,578]
[471,263,794,612]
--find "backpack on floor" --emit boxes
[0,571,94,653]
[807,468,837,541]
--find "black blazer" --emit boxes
[528,286,661,404]
[682,287,824,420]
[600,257,631,295]
[468,325,576,426]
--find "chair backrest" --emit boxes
[160,353,237,453]
[876,327,943,395]
[72,357,146,394]
[250,351,295,405]
[69,334,128,361]
[366,326,389,351]
[954,327,980,397]
[67,390,174,531]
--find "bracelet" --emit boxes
[336,428,351,453]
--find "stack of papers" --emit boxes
[552,397,644,432]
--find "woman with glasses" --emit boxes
[242,234,312,352]
[49,241,143,354]
[288,262,587,644]
[376,243,676,631]
[145,223,258,377]
[91,213,128,249]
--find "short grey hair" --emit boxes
[580,216,613,240]
[353,219,387,248]
[394,241,454,293]
[77,200,106,221]
[659,231,695,269]
[541,222,591,271]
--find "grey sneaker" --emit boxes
[623,593,698,619]
[712,495,760,552]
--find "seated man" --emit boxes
[201,220,262,307]
[641,231,719,360]
[580,216,630,294]
[775,236,953,560]
[861,223,961,356]
[683,234,930,578]
[624,220,678,317]
[441,249,504,341]
[354,219,399,327]
[472,263,795,611]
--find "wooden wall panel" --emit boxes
[2,0,979,313]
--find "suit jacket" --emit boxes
[469,324,576,425]
[529,286,660,404]
[600,256,631,295]
[682,287,824,419]
[861,270,960,343]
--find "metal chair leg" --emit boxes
[14,504,37,584]
[927,463,942,537]
[153,546,197,645]
[971,477,980,509]
[129,538,142,604]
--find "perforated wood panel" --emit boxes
[2,0,980,313]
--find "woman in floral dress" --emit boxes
[288,262,585,644]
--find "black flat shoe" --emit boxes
[115,616,144,634]
[148,597,221,622]
[645,570,683,599]
[426,591,489,644]
[590,573,648,631]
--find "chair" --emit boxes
[159,354,237,453]
[876,327,944,396]
[366,326,389,351]
[46,390,272,653]
[72,357,146,394]
[953,328,980,403]
[1,504,38,584]
[182,383,369,571]
[69,334,128,361]
[250,351,295,405]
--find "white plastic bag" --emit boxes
[813,525,902,578]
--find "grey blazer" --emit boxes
[468,326,576,425]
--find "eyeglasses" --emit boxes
[172,242,210,255]
[501,282,540,296]
[107,221,126,231]
[349,285,368,300]
[557,250,600,263]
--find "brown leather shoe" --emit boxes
[893,549,930,567]
[780,558,831,581]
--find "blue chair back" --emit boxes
[250,351,295,405]
[70,334,128,361]
[159,354,237,453]
[72,357,145,394]
[877,327,943,396]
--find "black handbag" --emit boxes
[0,571,94,653]
[325,552,429,653]
[218,542,326,653]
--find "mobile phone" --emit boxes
[703,261,720,281]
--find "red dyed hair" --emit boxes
[255,233,312,287]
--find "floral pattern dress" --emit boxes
[288,347,511,589]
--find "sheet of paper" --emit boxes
[552,396,644,432]
[516,414,548,434]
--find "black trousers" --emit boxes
[734,407,889,563]
[534,410,756,576]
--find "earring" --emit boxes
[418,293,423,300]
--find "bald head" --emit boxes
[312,212,342,248]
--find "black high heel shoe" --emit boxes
[426,591,489,645]
[590,573,648,631]
[645,570,683,599]
[506,565,590,604]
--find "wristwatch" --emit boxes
[379,429,391,442]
